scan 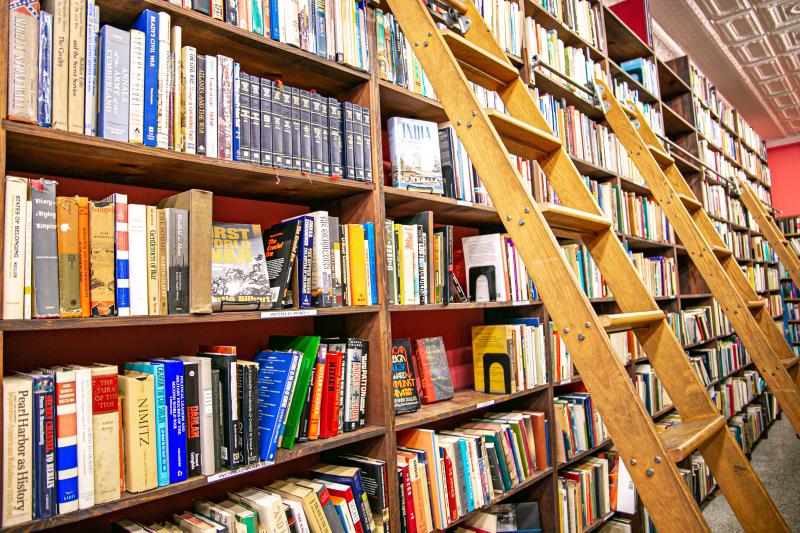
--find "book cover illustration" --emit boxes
[415,336,454,403]
[391,338,420,415]
[387,117,443,194]
[211,222,272,311]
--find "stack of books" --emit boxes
[112,459,389,533]
[398,410,550,530]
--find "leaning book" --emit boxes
[211,222,272,311]
[388,117,443,195]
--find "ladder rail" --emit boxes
[596,78,800,435]
[385,1,711,530]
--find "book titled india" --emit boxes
[150,359,188,483]
[387,117,443,194]
[414,336,454,404]
[212,222,272,311]
[391,339,420,415]
[97,25,131,142]
[132,9,159,147]
[38,10,53,128]
[24,372,56,520]
[31,178,60,319]
[103,193,130,316]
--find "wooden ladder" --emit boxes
[595,78,800,424]
[736,175,800,295]
[385,0,788,531]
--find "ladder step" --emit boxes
[538,203,612,237]
[660,414,727,462]
[782,356,799,371]
[677,193,703,212]
[487,109,562,159]
[439,30,519,90]
[747,299,766,310]
[648,145,674,168]
[598,311,665,333]
[712,245,733,258]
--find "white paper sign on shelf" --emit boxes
[260,309,317,319]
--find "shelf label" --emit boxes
[456,200,474,207]
[261,309,317,319]
[476,400,495,409]
[206,461,271,482]
[513,300,529,306]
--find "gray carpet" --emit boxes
[702,416,800,531]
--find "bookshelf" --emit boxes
[0,0,784,532]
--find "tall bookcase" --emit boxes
[0,0,783,532]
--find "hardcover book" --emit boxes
[149,358,188,483]
[38,11,53,128]
[391,339,420,415]
[89,364,121,503]
[197,347,241,468]
[414,337,454,404]
[128,204,149,316]
[69,367,94,509]
[103,193,130,316]
[124,361,169,487]
[264,219,301,308]
[48,367,79,513]
[254,350,301,463]
[2,376,33,526]
[118,372,157,493]
[7,0,40,123]
[387,117,443,194]
[88,200,116,316]
[128,28,146,144]
[24,372,56,519]
[3,176,28,319]
[77,197,90,317]
[67,0,85,133]
[97,25,131,141]
[176,355,215,475]
[56,196,81,317]
[164,207,189,314]
[46,0,69,130]
[31,178,60,319]
[181,360,202,476]
[132,9,159,147]
[211,222,272,311]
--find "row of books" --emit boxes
[374,10,435,99]
[689,64,718,122]
[629,253,677,298]
[390,337,454,414]
[611,78,663,135]
[0,338,369,526]
[680,305,719,346]
[472,321,549,394]
[720,128,740,163]
[463,233,536,303]
[745,264,780,292]
[438,121,503,206]
[527,20,600,91]
[479,0,524,58]
[737,113,763,153]
[634,363,672,416]
[728,393,778,454]
[529,0,605,49]
[741,148,760,176]
[11,6,372,182]
[398,410,550,530]
[553,392,609,463]
[695,100,722,149]
[113,459,388,533]
[751,236,778,263]
[610,187,675,243]
[765,293,782,318]
[688,338,749,387]
[619,57,659,99]
[557,456,611,532]
[710,370,764,419]
[561,242,608,300]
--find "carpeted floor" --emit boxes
[702,416,800,531]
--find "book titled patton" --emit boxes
[387,117,443,195]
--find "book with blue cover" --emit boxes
[132,9,159,147]
[24,372,57,519]
[124,361,170,486]
[281,215,314,308]
[37,11,52,128]
[362,222,378,304]
[98,25,130,141]
[254,350,301,463]
[150,359,187,483]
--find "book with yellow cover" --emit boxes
[90,364,120,503]
[67,0,86,133]
[56,196,82,317]
[146,206,160,315]
[77,197,90,317]
[472,325,516,394]
[118,371,157,493]
[346,224,367,306]
[89,200,116,316]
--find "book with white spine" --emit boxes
[128,204,148,316]
[182,46,197,154]
[156,12,171,149]
[2,177,28,319]
[83,0,98,136]
[205,55,219,158]
[68,366,94,510]
[128,28,146,144]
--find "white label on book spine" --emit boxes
[260,309,317,319]
[476,400,495,409]
[456,200,473,207]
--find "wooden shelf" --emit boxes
[523,0,605,61]
[94,0,370,94]
[383,186,500,227]
[658,59,692,100]
[603,6,654,62]
[394,384,549,432]
[618,176,652,196]
[3,121,374,204]
[662,104,695,137]
[0,305,381,332]
[557,438,613,470]
[0,424,387,533]
[623,234,677,250]
[378,80,448,124]
[583,512,617,533]
[609,60,660,104]
[529,71,604,121]
[652,404,676,418]
[389,300,541,312]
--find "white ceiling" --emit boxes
[650,0,800,142]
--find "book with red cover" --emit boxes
[413,337,454,404]
[397,458,417,533]
[609,0,652,46]
[319,350,343,439]
[442,447,458,524]
[320,481,364,533]
[529,412,549,470]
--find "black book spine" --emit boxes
[167,208,189,314]
[362,106,372,183]
[342,102,357,180]
[239,73,252,164]
[280,85,293,170]
[320,96,330,176]
[328,97,343,177]
[300,90,313,174]
[225,0,239,26]
[259,79,272,167]
[183,361,202,477]
[352,338,369,427]
[250,75,261,165]
[192,0,211,15]
[352,104,365,181]
[218,356,241,468]
[246,365,259,464]
[398,469,408,533]
[296,364,316,443]
[270,81,283,169]
[290,87,302,171]
[196,55,207,156]
[236,364,249,464]
[210,368,223,472]
[309,93,323,175]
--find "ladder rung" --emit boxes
[648,145,674,167]
[747,299,766,310]
[598,311,665,333]
[537,204,612,237]
[783,356,799,371]
[659,415,727,462]
[712,245,733,258]
[677,193,703,212]
[439,30,519,90]
[487,109,562,159]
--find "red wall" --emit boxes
[768,142,800,217]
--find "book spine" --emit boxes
[328,97,342,177]
[54,372,79,513]
[362,107,372,183]
[90,369,120,504]
[343,102,356,179]
[223,359,242,468]
[156,12,171,149]
[83,1,97,136]
[205,55,219,158]
[7,0,39,124]
[31,375,56,519]
[183,363,202,477]
[310,93,323,175]
[110,194,130,316]
[97,26,131,142]
[299,218,314,308]
[182,46,198,154]
[72,369,94,510]
[225,0,239,25]
[281,85,293,169]
[271,81,284,169]
[211,369,223,472]
[2,177,28,319]
[67,0,86,133]
[268,354,299,462]
[164,362,188,482]
[250,0,265,35]
[239,72,251,164]
[166,208,189,314]
[120,374,157,492]
[217,55,234,160]
[157,208,168,315]
[88,200,116,316]
[196,55,207,156]
[291,87,302,170]
[37,10,53,128]
[250,76,264,165]
[171,25,182,151]
[77,198,90,317]
[300,90,313,173]
[357,340,368,427]
[2,378,33,526]
[56,197,81,317]
[232,62,241,161]
[31,179,60,318]
[211,0,224,20]
[245,365,259,463]
[128,28,145,144]
[352,105,365,181]
[50,0,69,130]
[135,10,159,147]
[128,204,148,316]
[145,206,160,315]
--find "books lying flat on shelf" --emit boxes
[11,7,372,182]
[398,409,549,530]
[1,177,213,319]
